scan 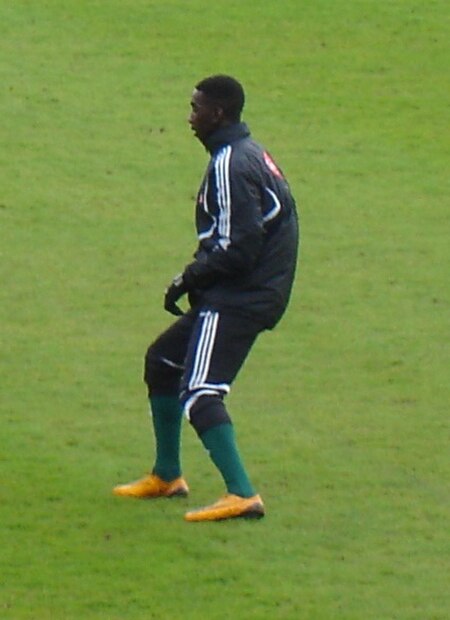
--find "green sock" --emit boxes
[150,395,183,482]
[200,423,256,498]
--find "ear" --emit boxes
[213,106,225,123]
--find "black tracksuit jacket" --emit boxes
[183,122,299,329]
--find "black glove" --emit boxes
[164,273,188,316]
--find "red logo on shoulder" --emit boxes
[263,151,284,179]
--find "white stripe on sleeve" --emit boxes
[214,146,232,249]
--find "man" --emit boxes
[113,75,299,522]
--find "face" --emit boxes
[188,89,223,143]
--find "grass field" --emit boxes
[1,1,449,618]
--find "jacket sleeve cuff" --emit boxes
[182,260,217,291]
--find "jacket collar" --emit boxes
[203,122,250,154]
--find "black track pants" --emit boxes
[144,307,262,434]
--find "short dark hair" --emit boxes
[195,75,245,122]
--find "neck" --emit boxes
[201,121,249,153]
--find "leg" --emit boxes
[113,311,196,499]
[144,312,196,482]
[180,308,265,520]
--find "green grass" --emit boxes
[1,1,449,618]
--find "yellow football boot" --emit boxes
[113,473,189,499]
[184,493,264,522]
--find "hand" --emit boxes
[164,273,187,316]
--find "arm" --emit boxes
[164,151,265,315]
[184,153,265,288]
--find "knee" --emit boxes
[144,344,182,395]
[182,392,231,436]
